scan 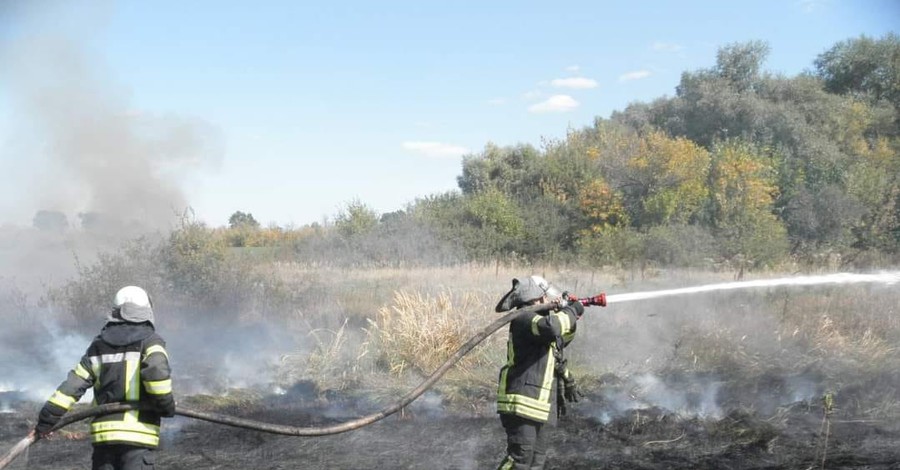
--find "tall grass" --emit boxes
[18,221,898,419]
[367,290,502,380]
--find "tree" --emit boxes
[228,211,260,229]
[625,131,711,227]
[463,188,525,259]
[578,178,629,232]
[334,199,379,240]
[715,41,770,92]
[457,143,542,199]
[705,141,787,268]
[33,210,68,232]
[815,33,900,112]
[163,215,227,305]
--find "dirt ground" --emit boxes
[4,392,900,470]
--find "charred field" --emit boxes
[3,264,900,469]
[3,377,900,470]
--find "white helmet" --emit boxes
[109,286,155,324]
[494,275,562,312]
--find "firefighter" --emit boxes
[495,275,584,470]
[30,286,175,470]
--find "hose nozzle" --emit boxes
[578,293,607,307]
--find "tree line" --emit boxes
[39,35,898,272]
[321,35,899,271]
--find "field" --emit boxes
[2,265,899,469]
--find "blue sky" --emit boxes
[0,0,897,228]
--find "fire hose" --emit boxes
[0,294,606,468]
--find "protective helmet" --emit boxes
[108,286,155,325]
[494,275,562,312]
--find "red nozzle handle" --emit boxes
[577,293,607,307]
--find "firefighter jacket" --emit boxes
[496,303,580,424]
[37,322,175,448]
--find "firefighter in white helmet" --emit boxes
[31,286,175,470]
[495,275,584,470]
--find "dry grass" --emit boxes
[278,319,371,393]
[268,265,900,418]
[367,289,503,383]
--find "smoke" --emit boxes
[0,305,92,405]
[0,1,221,288]
[1,1,221,230]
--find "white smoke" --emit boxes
[594,373,723,424]
[0,2,222,231]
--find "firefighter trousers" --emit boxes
[496,414,549,470]
[92,445,156,470]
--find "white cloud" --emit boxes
[798,0,828,12]
[523,90,542,100]
[550,77,598,89]
[528,95,579,113]
[619,70,651,82]
[565,65,580,73]
[402,141,470,158]
[652,41,684,53]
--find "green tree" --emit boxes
[457,143,542,199]
[815,33,900,111]
[334,199,379,240]
[163,214,227,304]
[715,40,771,92]
[463,188,525,260]
[228,211,260,229]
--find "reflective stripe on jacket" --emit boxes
[497,304,578,423]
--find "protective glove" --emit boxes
[557,386,568,418]
[34,405,61,437]
[563,377,584,403]
[570,300,585,319]
[34,421,54,438]
[560,292,585,318]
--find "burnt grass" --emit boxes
[4,381,900,470]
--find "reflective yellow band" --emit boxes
[48,390,77,410]
[555,312,572,335]
[91,430,159,447]
[540,346,555,401]
[144,379,172,395]
[497,393,551,413]
[89,356,102,380]
[143,345,168,360]
[531,316,541,336]
[497,400,551,422]
[91,420,160,435]
[74,363,92,381]
[499,456,516,470]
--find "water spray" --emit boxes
[3,271,898,468]
[604,272,900,304]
